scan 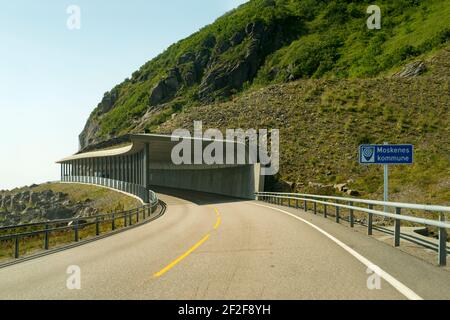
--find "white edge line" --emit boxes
[251,202,423,300]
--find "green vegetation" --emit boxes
[156,45,450,205]
[82,0,450,144]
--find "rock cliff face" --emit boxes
[0,189,98,227]
[78,18,297,149]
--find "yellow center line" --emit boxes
[153,233,210,277]
[152,207,222,278]
[214,207,221,229]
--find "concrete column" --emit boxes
[74,160,77,181]
[77,159,80,181]
[106,157,110,186]
[112,157,116,187]
[92,157,95,184]
[102,157,105,181]
[126,155,130,191]
[84,158,87,183]
[137,152,140,185]
[143,144,149,202]
[139,151,142,185]
[89,158,92,184]
[82,158,85,182]
[115,157,118,187]
[100,157,104,185]
[94,158,96,184]
[133,153,137,185]
[119,156,123,189]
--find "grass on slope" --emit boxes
[28,182,141,213]
[156,47,450,207]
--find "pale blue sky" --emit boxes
[0,0,248,190]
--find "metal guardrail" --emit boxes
[0,191,159,262]
[255,192,449,266]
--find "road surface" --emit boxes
[0,188,449,300]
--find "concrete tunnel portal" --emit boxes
[57,133,265,202]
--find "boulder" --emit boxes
[334,183,348,192]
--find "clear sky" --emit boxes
[0,0,248,190]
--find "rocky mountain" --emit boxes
[79,0,450,149]
[75,0,449,203]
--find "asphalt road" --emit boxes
[0,188,449,300]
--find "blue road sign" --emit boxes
[359,144,413,164]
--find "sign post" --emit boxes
[359,143,414,212]
[383,142,388,213]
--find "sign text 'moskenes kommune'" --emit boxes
[359,144,414,165]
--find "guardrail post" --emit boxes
[14,236,19,259]
[313,201,317,215]
[124,212,127,227]
[44,224,49,250]
[368,204,373,235]
[336,206,340,223]
[74,219,79,242]
[96,217,100,236]
[438,213,447,266]
[129,211,132,226]
[394,207,401,247]
[112,212,115,231]
[304,200,307,212]
[349,201,354,228]
[296,199,299,209]
[324,204,327,218]
[288,198,291,208]
[136,208,140,223]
